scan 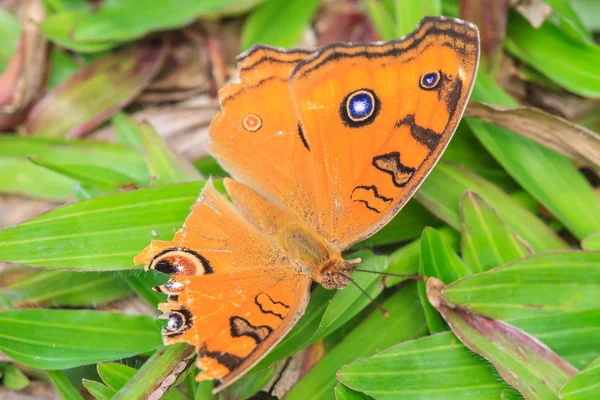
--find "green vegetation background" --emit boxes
[1,0,600,399]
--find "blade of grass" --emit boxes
[468,72,600,240]
[241,0,320,49]
[416,162,568,252]
[286,284,427,400]
[47,370,85,400]
[418,227,472,333]
[460,191,532,273]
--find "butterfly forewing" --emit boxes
[289,17,480,248]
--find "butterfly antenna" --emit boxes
[353,269,427,282]
[343,274,390,317]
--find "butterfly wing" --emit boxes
[209,47,323,230]
[289,17,480,248]
[209,17,479,249]
[134,181,311,391]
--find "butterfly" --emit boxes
[134,16,479,393]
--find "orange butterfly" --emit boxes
[134,16,479,392]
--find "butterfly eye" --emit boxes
[341,89,379,128]
[243,113,262,132]
[420,71,441,89]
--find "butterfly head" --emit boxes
[318,259,353,290]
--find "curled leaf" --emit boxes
[465,101,600,169]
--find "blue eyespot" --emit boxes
[420,71,440,89]
[346,90,375,122]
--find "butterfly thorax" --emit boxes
[275,224,351,290]
[225,178,353,289]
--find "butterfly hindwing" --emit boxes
[134,181,311,390]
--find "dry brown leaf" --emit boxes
[510,0,553,28]
[0,0,47,130]
[465,101,600,168]
[92,95,219,161]
[460,0,509,73]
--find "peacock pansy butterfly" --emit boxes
[134,16,480,393]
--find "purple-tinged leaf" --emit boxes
[427,277,578,400]
[24,42,167,138]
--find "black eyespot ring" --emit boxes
[163,307,193,337]
[420,71,441,90]
[340,88,381,128]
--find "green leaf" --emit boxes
[513,309,600,369]
[24,43,167,137]
[571,0,600,31]
[0,9,21,73]
[137,121,202,185]
[28,156,142,193]
[338,331,507,399]
[0,136,149,187]
[468,71,600,240]
[0,157,75,200]
[311,254,388,341]
[82,379,115,400]
[460,191,532,273]
[362,0,395,41]
[335,383,372,400]
[46,48,81,90]
[442,123,516,191]
[386,225,461,286]
[443,251,600,321]
[353,199,441,249]
[47,370,85,400]
[195,380,214,400]
[121,270,167,310]
[0,182,204,270]
[226,365,276,400]
[97,362,136,390]
[416,162,568,252]
[560,356,600,399]
[112,343,192,400]
[42,0,239,52]
[112,113,143,149]
[505,12,600,98]
[0,267,130,308]
[286,284,427,400]
[241,0,320,49]
[0,363,29,390]
[427,278,577,400]
[582,232,600,250]
[192,156,228,178]
[543,0,593,44]
[392,0,441,37]
[418,227,472,334]
[0,309,162,369]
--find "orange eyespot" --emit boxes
[242,114,262,132]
